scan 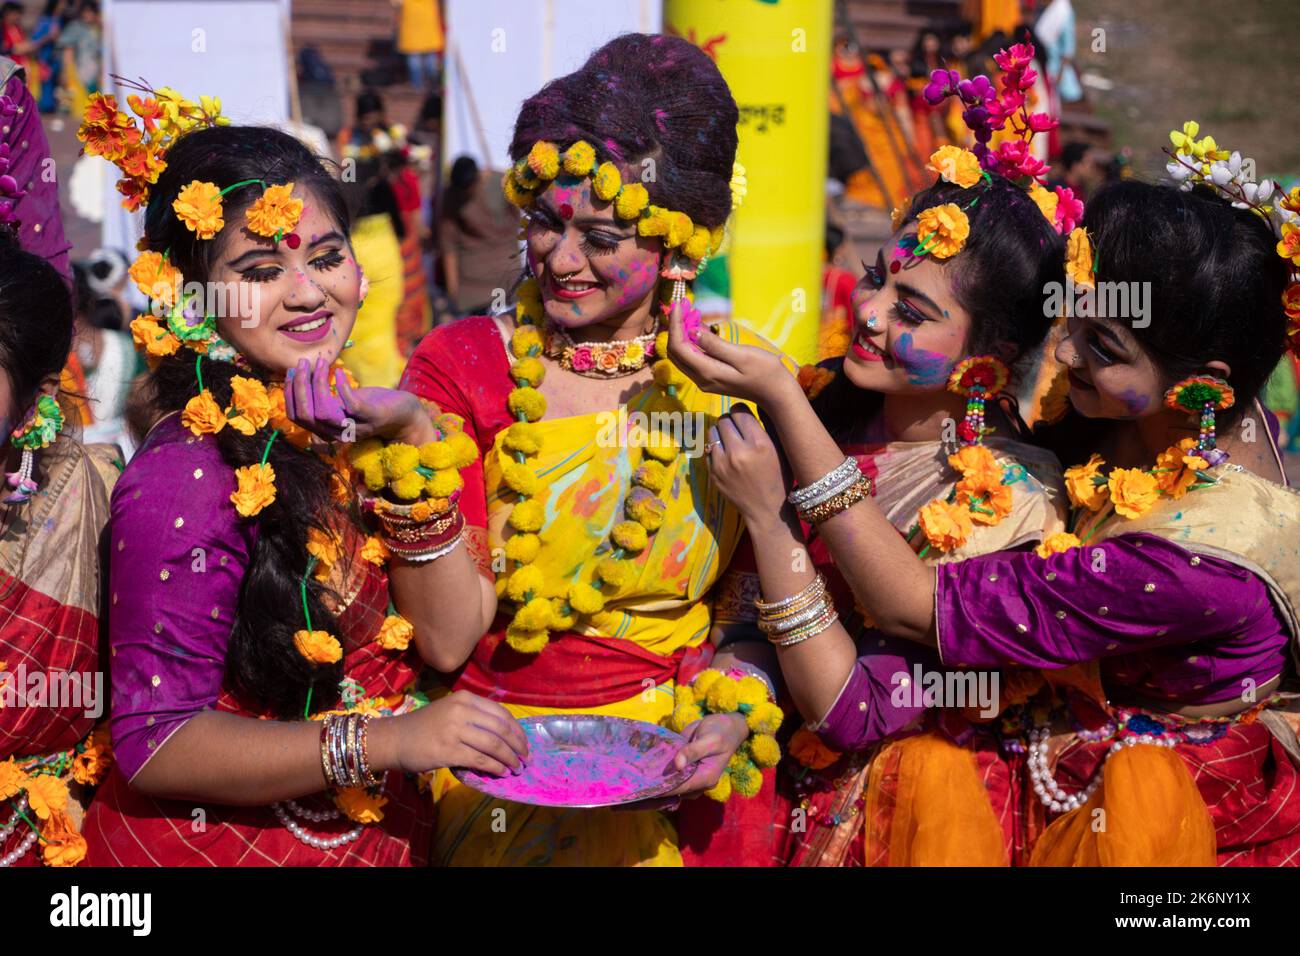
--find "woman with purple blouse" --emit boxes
[668,178,1300,866]
[81,121,527,866]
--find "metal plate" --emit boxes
[453,714,692,808]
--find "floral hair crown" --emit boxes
[904,42,1084,266]
[502,139,741,261]
[1164,120,1300,357]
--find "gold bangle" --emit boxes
[800,476,873,525]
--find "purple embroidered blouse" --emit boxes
[2,73,70,283]
[818,534,1288,752]
[105,416,256,780]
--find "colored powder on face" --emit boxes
[892,331,954,386]
[610,257,658,309]
[1120,388,1150,415]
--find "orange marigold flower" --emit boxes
[230,462,277,517]
[1063,453,1108,511]
[1154,439,1208,500]
[0,759,28,801]
[227,375,271,435]
[1107,467,1160,519]
[788,728,840,770]
[1035,532,1082,558]
[130,314,181,358]
[949,445,1001,490]
[918,498,973,552]
[180,389,227,436]
[294,629,342,664]
[245,182,304,238]
[333,786,388,824]
[173,180,225,239]
[375,613,414,651]
[797,364,835,399]
[24,773,69,820]
[128,251,182,306]
[39,809,87,867]
[914,203,969,259]
[360,535,389,566]
[268,385,313,449]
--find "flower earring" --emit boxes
[1164,375,1234,466]
[5,394,64,505]
[947,356,1010,446]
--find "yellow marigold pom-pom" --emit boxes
[505,533,541,564]
[513,159,540,190]
[549,598,578,630]
[562,140,597,176]
[704,773,732,802]
[513,597,554,631]
[592,161,622,201]
[375,614,414,651]
[511,357,545,388]
[502,169,532,207]
[508,498,545,533]
[665,211,693,248]
[749,734,781,769]
[732,762,764,797]
[503,421,542,456]
[745,701,784,735]
[914,203,970,260]
[653,360,688,390]
[506,564,545,602]
[614,182,650,220]
[502,462,537,497]
[362,461,386,492]
[673,684,695,710]
[632,460,670,494]
[381,443,420,481]
[597,556,635,591]
[692,669,723,699]
[643,433,678,463]
[506,496,543,535]
[638,205,670,237]
[527,141,560,180]
[505,622,550,654]
[349,437,384,471]
[436,412,465,434]
[610,521,648,553]
[425,468,463,499]
[444,432,478,469]
[508,386,547,422]
[294,629,342,665]
[625,493,666,532]
[705,677,741,714]
[708,224,726,256]
[391,471,426,500]
[682,225,711,260]
[736,677,770,710]
[419,441,454,471]
[671,703,703,731]
[568,581,605,615]
[654,331,669,357]
[511,326,542,358]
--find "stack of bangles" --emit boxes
[756,573,838,647]
[788,456,873,524]
[365,496,465,563]
[320,712,384,789]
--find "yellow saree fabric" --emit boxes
[432,320,792,866]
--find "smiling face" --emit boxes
[205,191,360,375]
[841,233,973,395]
[1055,313,1167,419]
[523,174,666,334]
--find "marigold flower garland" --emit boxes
[665,669,783,801]
[495,277,689,654]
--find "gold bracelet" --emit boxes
[799,476,873,525]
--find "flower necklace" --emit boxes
[497,276,690,654]
[545,321,659,378]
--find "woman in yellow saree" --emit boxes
[400,34,788,866]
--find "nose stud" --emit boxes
[866,314,879,330]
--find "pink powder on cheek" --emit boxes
[602,256,659,309]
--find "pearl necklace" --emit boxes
[1027,724,1177,814]
[0,795,37,866]
[272,788,381,851]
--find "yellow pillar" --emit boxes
[665,0,831,364]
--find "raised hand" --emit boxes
[665,298,790,405]
[284,357,436,446]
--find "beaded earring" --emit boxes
[4,394,64,505]
[946,356,1010,446]
[1164,375,1235,466]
